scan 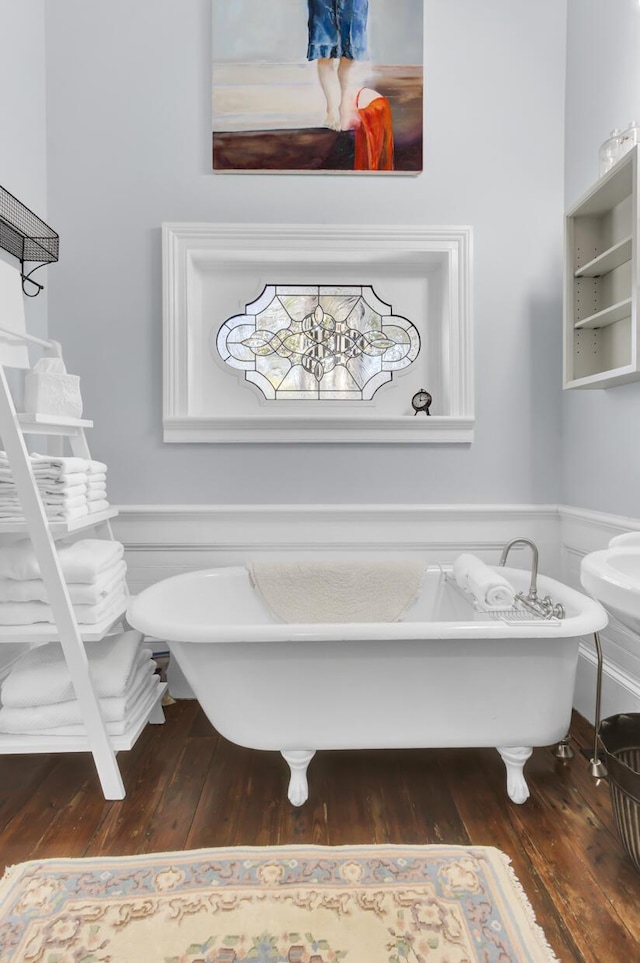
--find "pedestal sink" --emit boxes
[581,532,640,634]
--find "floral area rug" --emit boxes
[0,844,558,962]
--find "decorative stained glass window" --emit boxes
[214,285,420,401]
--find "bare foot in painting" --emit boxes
[339,102,360,131]
[324,110,341,131]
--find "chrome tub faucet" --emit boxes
[499,537,564,620]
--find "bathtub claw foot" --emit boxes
[497,746,533,804]
[281,750,316,807]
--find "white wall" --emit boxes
[562,0,640,722]
[563,0,640,516]
[0,0,47,675]
[44,0,567,506]
[0,0,48,342]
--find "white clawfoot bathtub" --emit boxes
[127,564,607,806]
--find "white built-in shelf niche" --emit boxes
[564,145,640,389]
[162,223,474,443]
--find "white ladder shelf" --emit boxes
[0,327,164,800]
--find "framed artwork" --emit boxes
[212,0,423,174]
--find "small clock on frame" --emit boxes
[411,388,432,416]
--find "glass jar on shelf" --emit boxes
[618,121,640,160]
[599,129,622,176]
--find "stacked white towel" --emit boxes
[0,452,110,520]
[0,538,127,625]
[452,553,516,610]
[0,630,162,735]
[86,459,109,514]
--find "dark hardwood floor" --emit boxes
[0,704,639,961]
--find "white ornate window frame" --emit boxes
[162,223,474,443]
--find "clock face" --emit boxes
[412,390,431,410]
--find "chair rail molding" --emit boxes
[113,502,560,589]
[162,222,474,443]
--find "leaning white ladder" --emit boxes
[0,330,126,800]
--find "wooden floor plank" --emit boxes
[0,705,639,963]
[507,762,640,962]
[185,735,284,850]
[83,701,201,856]
[0,754,96,872]
[141,735,218,854]
[527,755,640,946]
[443,745,582,962]
[0,753,58,834]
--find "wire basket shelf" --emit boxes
[0,186,59,295]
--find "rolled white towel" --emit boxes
[0,538,124,582]
[452,553,516,610]
[1,630,149,706]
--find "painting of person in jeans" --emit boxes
[307,0,369,131]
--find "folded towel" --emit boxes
[40,486,88,503]
[87,460,107,475]
[0,662,157,732]
[87,473,107,485]
[47,504,90,520]
[38,474,89,492]
[0,630,149,707]
[0,475,89,493]
[452,553,516,610]
[8,676,163,737]
[0,503,90,521]
[0,587,126,625]
[87,487,106,501]
[88,499,110,514]
[0,491,87,509]
[26,453,90,474]
[0,457,89,475]
[0,538,124,582]
[0,559,127,605]
[248,560,427,623]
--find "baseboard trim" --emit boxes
[574,639,640,722]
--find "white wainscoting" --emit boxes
[112,502,640,723]
[112,503,560,591]
[559,505,640,723]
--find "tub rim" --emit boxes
[126,563,608,644]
